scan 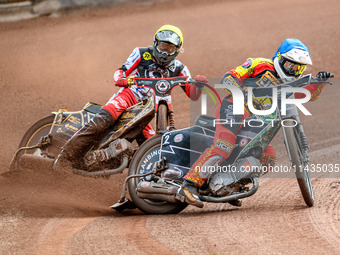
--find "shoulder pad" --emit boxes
[136,47,152,61]
[172,59,183,67]
[241,58,254,69]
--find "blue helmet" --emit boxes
[273,39,312,81]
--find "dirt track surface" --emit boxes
[1,0,340,254]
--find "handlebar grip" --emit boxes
[127,76,135,86]
[330,73,335,78]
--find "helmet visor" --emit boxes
[282,59,306,77]
[156,30,182,46]
[156,42,180,56]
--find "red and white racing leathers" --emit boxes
[102,47,201,139]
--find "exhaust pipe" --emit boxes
[136,181,179,203]
[136,178,259,205]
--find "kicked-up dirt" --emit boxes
[0,0,340,254]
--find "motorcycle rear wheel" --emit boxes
[284,119,315,207]
[18,115,55,157]
[128,135,188,214]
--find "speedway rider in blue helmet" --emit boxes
[273,38,312,81]
[177,38,332,208]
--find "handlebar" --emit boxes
[310,73,334,85]
[270,73,335,89]
[126,76,207,88]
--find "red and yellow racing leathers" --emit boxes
[185,57,326,186]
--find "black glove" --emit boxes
[316,71,332,81]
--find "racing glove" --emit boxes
[185,75,207,101]
[115,77,129,87]
[316,71,332,81]
[194,75,208,88]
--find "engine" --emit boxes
[208,156,263,196]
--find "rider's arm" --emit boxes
[295,71,332,101]
[295,83,326,101]
[221,72,242,86]
[220,71,243,97]
[221,58,277,88]
[220,58,259,89]
[113,47,142,84]
[179,65,202,101]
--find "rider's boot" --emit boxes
[177,180,204,208]
[54,109,114,170]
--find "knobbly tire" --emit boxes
[284,119,315,207]
[18,115,55,157]
[156,104,168,131]
[128,135,188,214]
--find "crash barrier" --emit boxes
[0,0,161,22]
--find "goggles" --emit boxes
[279,56,306,77]
[283,60,306,77]
[156,41,180,56]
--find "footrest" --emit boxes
[111,198,136,212]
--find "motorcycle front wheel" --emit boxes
[156,103,168,131]
[128,135,188,214]
[284,119,315,207]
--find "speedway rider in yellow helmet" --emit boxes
[153,25,183,67]
[56,25,207,170]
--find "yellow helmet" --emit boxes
[154,24,183,47]
[153,25,183,66]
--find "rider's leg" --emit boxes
[184,128,238,186]
[132,123,155,146]
[260,144,277,174]
[56,89,138,169]
[178,97,244,207]
[177,129,237,208]
[57,109,115,169]
[142,123,155,139]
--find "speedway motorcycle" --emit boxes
[112,74,334,214]
[10,76,199,177]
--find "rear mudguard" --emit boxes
[47,102,102,157]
